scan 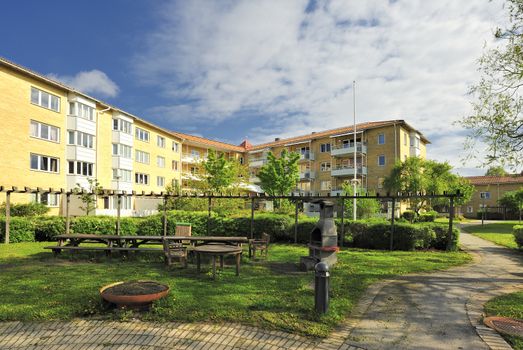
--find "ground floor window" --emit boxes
[30,193,60,207]
[103,196,132,210]
[467,206,473,213]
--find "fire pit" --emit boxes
[300,200,339,271]
[100,281,170,310]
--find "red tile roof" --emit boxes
[170,131,246,152]
[465,175,523,185]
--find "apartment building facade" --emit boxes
[248,121,429,197]
[0,57,430,217]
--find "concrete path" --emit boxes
[342,227,523,350]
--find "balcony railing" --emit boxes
[331,166,368,177]
[248,158,267,167]
[298,151,315,161]
[291,190,316,196]
[331,142,367,157]
[182,153,206,163]
[299,170,316,180]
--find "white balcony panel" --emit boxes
[95,209,134,217]
[67,175,91,190]
[111,180,133,193]
[66,145,96,163]
[112,156,133,170]
[67,115,96,134]
[331,166,368,177]
[248,159,266,167]
[331,144,367,157]
[182,153,206,164]
[112,131,134,146]
[410,147,421,157]
[299,152,315,161]
[299,171,316,180]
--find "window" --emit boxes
[31,87,60,112]
[112,169,132,182]
[30,154,59,173]
[112,143,132,158]
[378,155,386,166]
[105,196,132,210]
[480,192,491,199]
[67,161,94,176]
[378,133,385,145]
[112,119,132,134]
[31,193,60,207]
[378,178,384,189]
[30,120,60,142]
[410,137,420,148]
[191,150,200,158]
[239,157,244,165]
[68,131,94,148]
[157,176,165,187]
[157,156,165,168]
[320,162,331,172]
[320,143,331,153]
[320,180,332,191]
[135,173,149,185]
[69,102,94,121]
[172,160,179,171]
[135,150,150,164]
[157,136,165,148]
[135,127,149,142]
[467,206,473,213]
[172,141,179,152]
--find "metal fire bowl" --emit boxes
[484,316,523,337]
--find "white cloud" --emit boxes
[48,70,119,98]
[133,0,508,173]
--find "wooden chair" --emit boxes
[175,223,192,237]
[163,240,188,268]
[249,233,270,259]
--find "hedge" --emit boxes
[514,225,523,249]
[0,217,35,243]
[34,216,65,241]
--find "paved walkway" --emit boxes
[0,225,521,350]
[342,227,523,350]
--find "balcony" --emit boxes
[299,170,316,180]
[331,142,367,157]
[66,145,95,162]
[111,130,133,146]
[110,180,133,193]
[299,151,315,161]
[112,156,133,170]
[182,172,202,181]
[182,153,206,164]
[331,166,368,177]
[248,158,267,168]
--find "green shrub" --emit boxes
[402,210,417,223]
[0,202,49,216]
[119,218,139,236]
[34,216,65,241]
[514,225,523,249]
[71,216,116,235]
[418,210,438,222]
[0,217,35,243]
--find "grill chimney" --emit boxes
[274,137,280,141]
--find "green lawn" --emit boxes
[484,290,523,350]
[461,221,521,249]
[0,242,470,337]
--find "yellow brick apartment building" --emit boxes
[0,57,429,216]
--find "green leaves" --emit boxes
[257,150,300,197]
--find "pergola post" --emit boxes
[250,197,255,239]
[116,193,122,236]
[389,197,396,251]
[447,196,455,251]
[294,200,299,244]
[65,192,71,235]
[340,199,345,247]
[207,196,212,236]
[163,196,168,237]
[4,190,11,244]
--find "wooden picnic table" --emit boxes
[193,244,243,279]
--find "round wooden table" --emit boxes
[193,244,243,279]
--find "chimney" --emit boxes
[274,137,280,141]
[311,132,316,134]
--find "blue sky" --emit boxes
[0,0,510,175]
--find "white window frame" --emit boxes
[69,102,94,121]
[30,120,60,143]
[31,193,60,207]
[467,206,473,213]
[68,130,94,149]
[480,192,491,199]
[320,180,332,191]
[320,143,331,153]
[112,118,132,134]
[157,176,165,187]
[157,136,165,148]
[172,160,179,171]
[135,173,149,185]
[112,168,132,182]
[378,133,385,145]
[31,87,60,112]
[67,161,94,177]
[135,127,150,142]
[172,141,179,152]
[30,153,59,173]
[378,155,386,166]
[320,162,331,172]
[112,143,132,159]
[157,156,165,168]
[135,150,150,164]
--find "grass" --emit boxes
[461,221,521,249]
[0,242,470,337]
[484,290,523,349]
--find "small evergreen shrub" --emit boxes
[514,225,523,249]
[418,210,438,222]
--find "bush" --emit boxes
[418,210,438,222]
[402,210,417,223]
[0,217,35,243]
[34,216,65,241]
[71,216,116,235]
[0,202,49,216]
[514,225,523,249]
[119,218,139,236]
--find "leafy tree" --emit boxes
[203,150,236,193]
[383,158,473,213]
[485,166,508,176]
[498,187,523,221]
[74,178,103,216]
[461,0,523,170]
[341,183,381,219]
[258,150,300,207]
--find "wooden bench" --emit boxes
[44,245,164,256]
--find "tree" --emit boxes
[461,0,523,170]
[485,166,508,176]
[383,158,473,213]
[498,187,523,221]
[74,178,103,216]
[341,183,381,219]
[257,150,300,207]
[203,150,236,193]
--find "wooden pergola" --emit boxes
[0,185,461,250]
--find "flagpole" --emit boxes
[352,80,357,221]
